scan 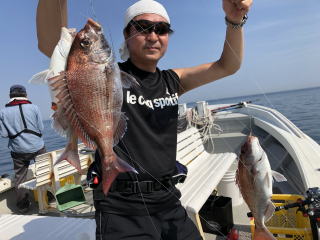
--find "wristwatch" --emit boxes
[225,14,248,29]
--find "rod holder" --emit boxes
[178,103,187,117]
[196,101,208,118]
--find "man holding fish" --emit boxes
[35,0,252,239]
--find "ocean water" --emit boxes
[1,87,319,175]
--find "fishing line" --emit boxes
[51,1,232,238]
[115,141,164,240]
[113,138,229,238]
[223,12,307,233]
[240,103,309,208]
[235,102,308,210]
[50,13,179,234]
[87,0,116,54]
[208,111,302,233]
[114,139,228,238]
[88,0,98,22]
[79,11,93,23]
[104,28,116,63]
[67,1,305,236]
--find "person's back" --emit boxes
[0,84,46,213]
[0,103,44,153]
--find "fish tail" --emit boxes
[101,154,138,195]
[54,132,81,172]
[253,227,276,240]
[115,155,138,173]
[56,149,81,172]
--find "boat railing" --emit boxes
[241,104,305,138]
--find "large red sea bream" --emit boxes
[49,18,138,195]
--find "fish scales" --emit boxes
[49,18,138,195]
[65,68,118,140]
[236,135,286,240]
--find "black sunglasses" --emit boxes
[129,19,173,35]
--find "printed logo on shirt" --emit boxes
[126,90,179,110]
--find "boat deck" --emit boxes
[3,103,319,239]
[0,214,95,240]
[1,193,253,240]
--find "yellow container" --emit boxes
[250,194,313,240]
[59,175,75,187]
[33,175,75,202]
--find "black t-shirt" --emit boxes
[93,59,182,215]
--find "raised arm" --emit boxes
[173,0,252,95]
[36,0,68,57]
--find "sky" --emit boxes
[0,0,319,120]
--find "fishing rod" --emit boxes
[210,101,252,113]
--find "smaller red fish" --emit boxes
[236,135,287,240]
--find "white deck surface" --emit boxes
[0,214,95,240]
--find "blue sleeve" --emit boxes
[35,106,44,132]
[0,112,8,138]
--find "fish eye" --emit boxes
[81,39,91,48]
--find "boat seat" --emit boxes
[176,127,237,239]
[19,143,93,213]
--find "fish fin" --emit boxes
[253,227,276,240]
[59,27,76,58]
[51,96,71,138]
[264,200,275,222]
[49,72,96,150]
[51,104,71,137]
[272,170,287,182]
[120,71,140,88]
[265,172,271,189]
[101,154,138,195]
[51,111,68,137]
[48,72,68,91]
[115,155,138,173]
[113,112,128,146]
[29,69,52,84]
[54,130,81,172]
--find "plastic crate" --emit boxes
[250,194,313,240]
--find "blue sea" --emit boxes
[1,87,319,176]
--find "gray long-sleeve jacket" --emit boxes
[0,103,45,153]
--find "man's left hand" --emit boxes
[223,0,253,23]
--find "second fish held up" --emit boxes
[236,135,287,240]
[49,18,139,195]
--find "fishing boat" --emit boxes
[0,101,319,240]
